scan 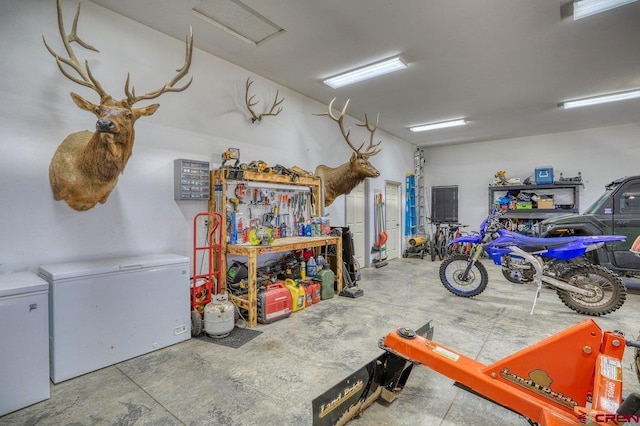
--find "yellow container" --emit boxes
[409,236,426,247]
[285,279,306,312]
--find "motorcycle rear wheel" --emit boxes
[501,268,523,284]
[557,264,627,316]
[635,333,640,384]
[439,254,488,297]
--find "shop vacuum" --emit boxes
[333,226,363,298]
[340,262,363,298]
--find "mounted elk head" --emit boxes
[245,77,284,123]
[43,0,193,211]
[314,98,382,206]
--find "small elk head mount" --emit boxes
[314,98,382,207]
[43,0,193,211]
[244,77,284,123]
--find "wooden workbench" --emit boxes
[226,235,342,327]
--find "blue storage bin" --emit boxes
[535,167,553,184]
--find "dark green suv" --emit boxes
[539,176,640,285]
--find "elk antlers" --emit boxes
[245,77,284,123]
[315,98,382,159]
[43,0,193,105]
[43,1,107,98]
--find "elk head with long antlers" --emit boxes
[43,0,193,211]
[314,98,382,206]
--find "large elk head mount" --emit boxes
[43,0,193,211]
[314,98,382,206]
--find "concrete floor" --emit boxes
[2,258,640,426]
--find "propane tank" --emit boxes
[204,292,235,338]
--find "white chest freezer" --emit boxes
[0,272,50,416]
[39,253,190,383]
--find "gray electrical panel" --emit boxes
[174,159,210,200]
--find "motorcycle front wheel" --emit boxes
[557,264,627,316]
[439,254,488,297]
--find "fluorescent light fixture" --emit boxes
[409,119,467,132]
[560,89,640,109]
[573,0,637,20]
[323,56,407,89]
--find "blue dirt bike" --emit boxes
[439,210,627,316]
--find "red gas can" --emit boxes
[301,280,314,306]
[307,280,321,304]
[257,282,292,324]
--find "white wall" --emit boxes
[0,0,413,273]
[424,123,640,230]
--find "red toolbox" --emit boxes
[257,282,292,324]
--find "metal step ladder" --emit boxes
[415,148,427,236]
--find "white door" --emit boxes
[385,182,401,260]
[346,182,365,267]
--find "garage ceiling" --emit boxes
[88,0,640,147]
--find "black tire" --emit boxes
[430,240,437,261]
[439,254,489,297]
[557,264,627,316]
[191,310,203,336]
[437,237,446,261]
[501,268,522,284]
[635,333,640,384]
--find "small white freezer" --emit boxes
[0,272,50,416]
[39,253,190,383]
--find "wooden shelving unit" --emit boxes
[208,169,343,327]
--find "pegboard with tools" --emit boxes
[229,183,322,244]
[209,169,326,244]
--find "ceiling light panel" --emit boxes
[323,56,407,89]
[409,119,468,132]
[193,0,285,46]
[560,89,640,109]
[573,0,637,20]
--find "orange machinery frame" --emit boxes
[313,319,638,426]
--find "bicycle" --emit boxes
[446,223,469,255]
[430,220,450,261]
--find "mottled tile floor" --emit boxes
[2,258,640,426]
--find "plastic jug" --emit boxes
[316,264,335,300]
[285,279,305,312]
[316,255,326,275]
[306,256,317,278]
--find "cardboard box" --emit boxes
[535,167,554,184]
[537,199,554,209]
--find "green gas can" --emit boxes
[315,265,335,300]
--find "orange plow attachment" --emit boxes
[312,320,640,426]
